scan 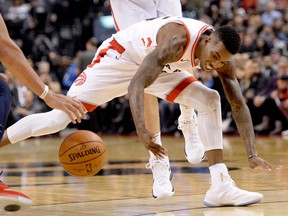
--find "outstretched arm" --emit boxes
[217,62,278,170]
[128,23,187,157]
[0,14,86,123]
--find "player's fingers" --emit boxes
[67,101,87,123]
[265,160,282,171]
[151,144,167,158]
[64,107,77,124]
[270,164,283,171]
[71,99,87,117]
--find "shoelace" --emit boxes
[177,118,196,131]
[146,158,170,185]
[178,117,201,146]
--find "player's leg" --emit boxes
[0,78,10,142]
[155,0,182,17]
[110,0,173,199]
[144,93,174,199]
[178,105,205,164]
[110,0,157,31]
[0,77,32,212]
[0,109,71,146]
[156,0,205,165]
[172,81,263,206]
[148,72,263,206]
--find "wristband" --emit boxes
[39,85,49,99]
[248,153,258,159]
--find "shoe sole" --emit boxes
[0,196,32,211]
[152,172,174,199]
[203,197,263,207]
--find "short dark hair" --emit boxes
[215,26,241,55]
[279,74,288,80]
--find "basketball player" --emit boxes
[0,16,276,206]
[109,0,204,198]
[0,14,86,211]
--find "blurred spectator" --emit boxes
[37,60,59,82]
[77,37,98,74]
[112,95,135,134]
[5,0,31,39]
[62,53,80,92]
[49,0,80,56]
[255,37,272,56]
[12,89,45,121]
[254,74,288,134]
[261,1,282,26]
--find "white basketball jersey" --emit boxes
[113,16,214,72]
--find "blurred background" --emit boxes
[0,0,287,137]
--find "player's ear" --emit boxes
[204,36,211,45]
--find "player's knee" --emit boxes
[207,90,221,112]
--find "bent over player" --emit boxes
[1,16,276,206]
[109,0,204,199]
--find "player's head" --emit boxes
[198,25,241,71]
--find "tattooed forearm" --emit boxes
[231,104,257,154]
[218,64,257,155]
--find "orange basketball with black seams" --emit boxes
[59,130,107,176]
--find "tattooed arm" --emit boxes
[128,23,186,157]
[217,62,276,170]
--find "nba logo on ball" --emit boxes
[59,130,107,177]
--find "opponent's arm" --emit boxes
[217,62,275,170]
[0,14,86,123]
[128,23,186,157]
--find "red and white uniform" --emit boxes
[6,1,222,154]
[68,17,214,112]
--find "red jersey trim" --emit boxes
[166,77,197,103]
[176,21,190,61]
[191,25,212,67]
[81,102,97,112]
[88,38,125,68]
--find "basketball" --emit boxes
[59,130,107,177]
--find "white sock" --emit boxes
[209,163,229,185]
[149,132,162,158]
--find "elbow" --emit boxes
[128,83,135,97]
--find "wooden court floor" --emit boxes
[0,132,287,215]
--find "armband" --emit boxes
[248,153,258,159]
[39,85,49,99]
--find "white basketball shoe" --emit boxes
[178,112,205,164]
[203,174,263,206]
[146,156,174,199]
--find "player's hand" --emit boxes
[44,91,87,124]
[248,156,282,171]
[137,128,168,158]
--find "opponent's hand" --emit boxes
[44,91,87,124]
[137,128,168,158]
[248,156,282,171]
